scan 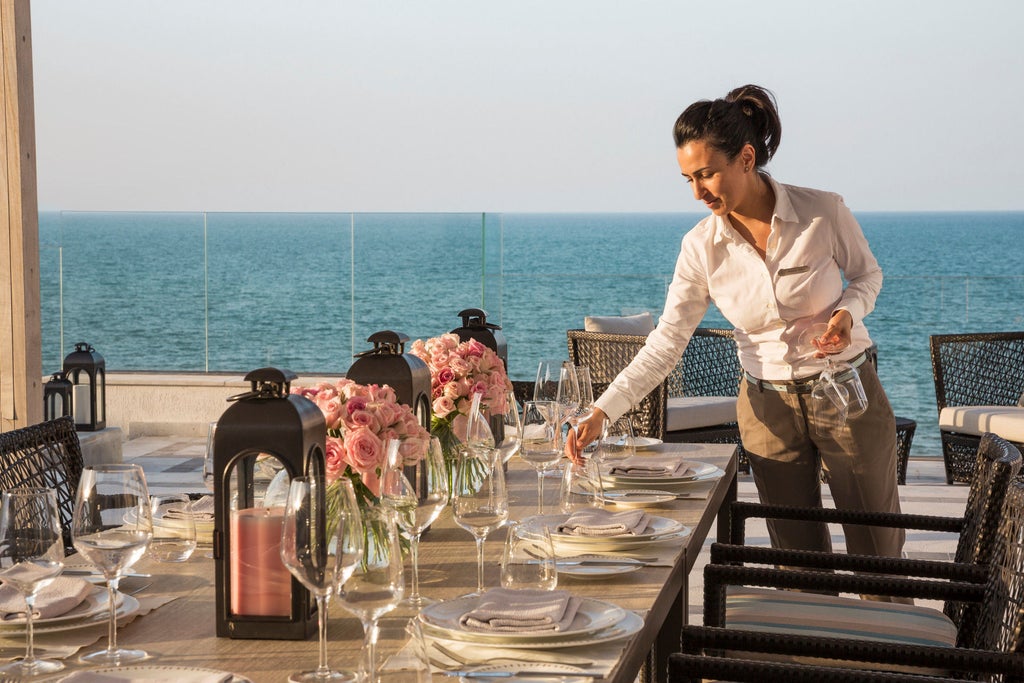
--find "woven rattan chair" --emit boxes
[0,416,84,554]
[566,327,748,470]
[709,432,1020,642]
[673,477,1024,681]
[930,331,1024,484]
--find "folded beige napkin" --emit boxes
[556,508,651,537]
[459,588,582,633]
[608,456,696,478]
[0,575,93,621]
[167,495,214,521]
[60,670,233,683]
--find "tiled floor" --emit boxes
[123,436,967,621]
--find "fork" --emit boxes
[431,641,594,668]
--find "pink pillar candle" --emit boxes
[230,506,292,617]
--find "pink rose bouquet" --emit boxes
[409,333,512,458]
[292,378,430,508]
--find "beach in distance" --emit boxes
[38,210,1024,458]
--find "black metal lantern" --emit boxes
[451,308,508,371]
[43,372,74,421]
[213,367,324,640]
[62,342,106,431]
[346,330,432,432]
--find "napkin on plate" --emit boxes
[556,508,651,537]
[0,575,93,621]
[59,671,234,683]
[608,456,696,478]
[167,495,215,521]
[459,588,582,633]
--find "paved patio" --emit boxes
[124,436,966,621]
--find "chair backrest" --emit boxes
[666,328,741,399]
[567,329,665,438]
[929,331,1024,411]
[967,478,1024,654]
[0,416,84,554]
[945,432,1023,627]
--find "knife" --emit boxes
[442,671,598,679]
[63,569,153,579]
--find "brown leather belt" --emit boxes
[744,351,869,394]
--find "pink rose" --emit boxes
[433,395,455,418]
[324,436,348,484]
[345,426,384,472]
[449,357,471,376]
[436,367,455,385]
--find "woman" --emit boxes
[567,84,903,560]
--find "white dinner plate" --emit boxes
[419,596,625,644]
[2,593,139,636]
[58,665,251,682]
[598,436,663,451]
[556,558,644,579]
[0,586,118,629]
[602,489,678,508]
[600,461,724,487]
[537,513,685,543]
[424,609,643,650]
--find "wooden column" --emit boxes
[1,0,41,430]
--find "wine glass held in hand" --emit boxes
[519,401,564,515]
[380,438,449,610]
[452,446,509,596]
[281,476,362,683]
[336,506,404,683]
[0,488,66,677]
[71,464,153,664]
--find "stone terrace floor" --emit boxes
[124,436,966,622]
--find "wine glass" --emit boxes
[519,400,563,514]
[71,464,153,664]
[533,359,564,403]
[280,476,362,683]
[202,421,217,495]
[495,390,523,465]
[800,323,868,429]
[501,519,557,591]
[380,438,449,609]
[452,446,509,595]
[575,366,594,417]
[0,488,66,677]
[555,364,581,427]
[336,506,404,683]
[463,392,495,453]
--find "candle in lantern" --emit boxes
[230,506,292,617]
[74,384,92,424]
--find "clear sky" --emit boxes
[29,1,1024,213]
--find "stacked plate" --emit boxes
[599,458,724,490]
[418,595,643,649]
[0,586,140,635]
[535,513,690,552]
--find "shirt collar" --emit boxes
[710,174,797,246]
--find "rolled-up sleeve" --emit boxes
[831,197,882,325]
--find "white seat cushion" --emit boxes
[583,312,655,335]
[939,406,1024,442]
[666,396,737,431]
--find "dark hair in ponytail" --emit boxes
[672,84,782,168]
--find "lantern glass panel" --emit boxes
[72,373,93,425]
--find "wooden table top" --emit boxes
[46,443,737,682]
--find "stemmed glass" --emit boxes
[336,507,404,683]
[452,446,509,596]
[519,400,563,514]
[555,364,581,427]
[575,365,594,418]
[800,323,869,432]
[463,391,495,453]
[280,476,362,683]
[71,464,153,664]
[202,421,217,495]
[495,390,523,465]
[380,438,449,609]
[0,488,66,677]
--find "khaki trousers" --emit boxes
[737,361,905,559]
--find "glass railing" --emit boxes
[39,210,1024,459]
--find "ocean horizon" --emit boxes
[38,210,1024,458]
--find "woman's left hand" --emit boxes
[814,310,853,357]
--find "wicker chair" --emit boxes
[566,327,748,470]
[673,477,1024,681]
[0,416,84,554]
[930,331,1024,484]
[710,432,1021,640]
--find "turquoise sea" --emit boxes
[38,211,1024,458]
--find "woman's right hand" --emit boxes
[565,406,608,464]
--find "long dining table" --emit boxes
[20,442,737,682]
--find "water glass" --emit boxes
[361,616,432,683]
[598,414,637,460]
[0,488,66,677]
[148,493,197,562]
[559,459,605,513]
[501,519,557,591]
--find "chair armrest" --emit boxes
[729,500,963,544]
[679,624,1024,679]
[703,563,987,627]
[709,542,990,581]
